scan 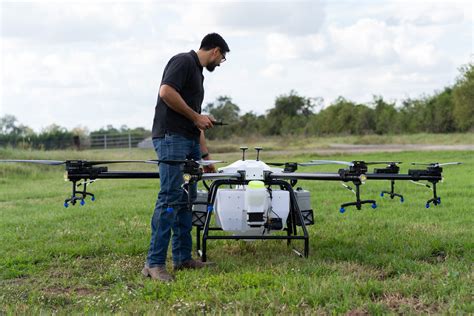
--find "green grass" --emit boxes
[0,147,473,314]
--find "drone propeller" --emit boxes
[0,159,163,166]
[266,162,318,167]
[0,159,223,167]
[310,160,354,166]
[411,162,461,167]
[0,159,66,165]
[364,161,403,165]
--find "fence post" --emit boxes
[128,132,132,150]
[104,134,107,150]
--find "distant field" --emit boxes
[207,133,474,153]
[0,145,473,314]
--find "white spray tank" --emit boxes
[245,180,267,227]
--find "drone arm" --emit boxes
[365,173,442,181]
[201,172,243,181]
[68,171,160,181]
[268,172,360,181]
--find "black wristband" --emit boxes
[201,152,209,159]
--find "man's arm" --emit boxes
[159,84,214,130]
[199,130,216,173]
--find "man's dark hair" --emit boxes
[200,33,230,53]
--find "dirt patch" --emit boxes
[43,286,96,296]
[267,144,474,156]
[345,308,369,316]
[376,293,441,314]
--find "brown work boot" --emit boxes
[174,259,215,271]
[142,265,174,282]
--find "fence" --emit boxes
[89,133,151,149]
[0,132,152,150]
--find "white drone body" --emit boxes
[212,159,290,235]
[218,159,281,180]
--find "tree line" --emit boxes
[204,63,473,139]
[1,63,472,148]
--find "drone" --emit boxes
[1,148,461,261]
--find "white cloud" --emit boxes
[0,0,472,131]
[328,19,398,66]
[261,63,286,78]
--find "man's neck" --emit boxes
[196,49,207,67]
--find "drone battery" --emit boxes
[294,188,315,226]
[192,190,209,227]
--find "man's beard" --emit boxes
[206,62,217,72]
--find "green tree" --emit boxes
[265,90,316,135]
[203,96,240,139]
[235,112,263,137]
[0,115,20,134]
[373,96,399,134]
[424,88,456,133]
[452,63,474,131]
[309,97,361,135]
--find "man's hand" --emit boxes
[203,164,216,173]
[194,114,214,130]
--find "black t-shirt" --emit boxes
[151,50,204,140]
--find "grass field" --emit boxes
[0,145,473,314]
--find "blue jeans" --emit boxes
[146,133,200,267]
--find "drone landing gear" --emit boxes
[197,179,309,262]
[340,181,376,213]
[425,181,441,208]
[64,180,95,208]
[380,180,404,202]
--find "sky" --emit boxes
[0,0,472,132]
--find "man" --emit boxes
[142,33,230,281]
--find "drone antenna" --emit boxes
[240,146,248,161]
[254,147,263,161]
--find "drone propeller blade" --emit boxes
[266,162,286,166]
[437,162,462,167]
[0,159,66,165]
[196,159,224,166]
[310,160,354,166]
[365,161,403,165]
[411,162,461,167]
[267,162,319,167]
[298,162,336,166]
[411,162,432,166]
